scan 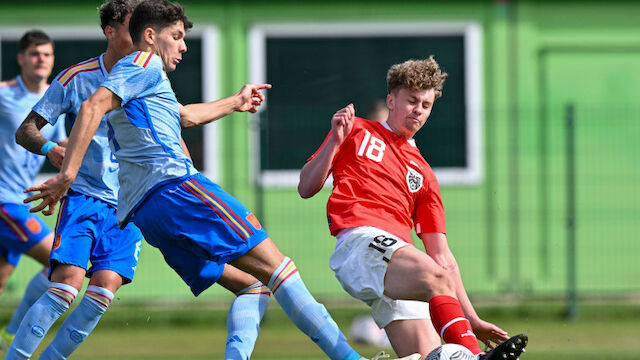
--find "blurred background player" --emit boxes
[367,99,389,123]
[0,30,66,350]
[298,57,528,360]
[7,2,143,359]
[11,2,271,359]
[22,1,420,359]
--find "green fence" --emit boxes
[4,104,639,307]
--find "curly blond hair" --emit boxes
[386,56,447,99]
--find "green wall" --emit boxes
[1,0,638,302]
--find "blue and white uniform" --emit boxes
[32,55,142,282]
[103,51,268,295]
[0,76,66,266]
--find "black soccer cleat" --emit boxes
[478,333,528,360]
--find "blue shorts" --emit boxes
[154,243,226,296]
[133,173,268,295]
[0,203,52,267]
[52,190,143,284]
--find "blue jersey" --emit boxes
[0,76,66,204]
[101,51,196,226]
[33,54,119,205]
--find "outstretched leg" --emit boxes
[217,265,270,360]
[231,238,361,360]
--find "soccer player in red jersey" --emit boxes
[299,57,528,360]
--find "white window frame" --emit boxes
[248,21,483,187]
[0,25,221,183]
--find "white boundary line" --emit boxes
[248,22,483,188]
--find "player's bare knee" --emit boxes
[88,270,123,293]
[424,268,454,297]
[0,270,13,294]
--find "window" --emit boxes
[249,22,483,187]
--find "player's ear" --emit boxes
[386,93,395,112]
[16,51,24,67]
[143,27,155,46]
[104,25,115,40]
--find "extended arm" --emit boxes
[24,87,121,215]
[298,104,355,198]
[179,84,271,129]
[15,111,66,168]
[421,232,509,347]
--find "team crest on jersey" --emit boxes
[406,167,424,193]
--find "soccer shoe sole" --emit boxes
[480,333,528,360]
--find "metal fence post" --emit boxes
[565,103,578,319]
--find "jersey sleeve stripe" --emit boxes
[56,57,98,81]
[142,53,153,68]
[61,66,101,86]
[58,61,100,84]
[133,51,142,63]
[134,52,151,67]
[0,78,18,89]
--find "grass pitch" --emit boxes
[5,302,639,360]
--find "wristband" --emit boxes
[40,141,57,155]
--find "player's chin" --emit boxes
[165,63,177,72]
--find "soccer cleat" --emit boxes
[478,333,528,360]
[369,351,422,360]
[0,326,14,350]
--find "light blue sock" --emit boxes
[268,257,360,360]
[224,282,270,360]
[5,282,77,360]
[6,270,50,334]
[39,285,113,360]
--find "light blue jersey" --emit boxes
[0,76,66,204]
[101,51,196,226]
[33,55,119,205]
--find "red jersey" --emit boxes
[308,117,446,243]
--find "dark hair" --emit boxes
[129,0,193,44]
[18,30,53,53]
[99,0,137,30]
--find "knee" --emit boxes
[419,267,454,296]
[88,271,123,293]
[0,274,10,295]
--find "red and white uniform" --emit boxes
[309,117,446,243]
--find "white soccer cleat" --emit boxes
[368,351,422,360]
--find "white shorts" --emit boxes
[330,226,430,328]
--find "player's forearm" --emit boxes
[423,233,481,322]
[59,101,103,181]
[180,95,239,129]
[298,136,339,198]
[15,111,54,154]
[441,254,481,323]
